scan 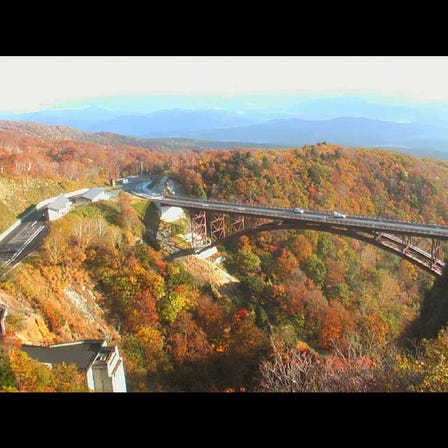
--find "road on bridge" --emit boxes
[131,193,448,240]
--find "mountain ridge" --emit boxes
[0,120,286,152]
[184,116,448,157]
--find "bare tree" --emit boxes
[258,339,393,392]
[259,342,321,392]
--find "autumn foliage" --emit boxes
[2,130,448,391]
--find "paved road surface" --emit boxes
[0,208,48,269]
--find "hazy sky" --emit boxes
[1,56,448,112]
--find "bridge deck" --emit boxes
[153,196,448,239]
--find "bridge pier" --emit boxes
[191,211,249,247]
[190,210,208,248]
[210,214,226,241]
[402,235,412,254]
[431,239,441,266]
[231,215,245,233]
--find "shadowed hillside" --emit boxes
[403,266,448,340]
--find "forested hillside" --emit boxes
[2,127,448,391]
[171,144,448,223]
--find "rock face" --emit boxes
[0,290,51,343]
[0,284,119,345]
[179,254,240,289]
[16,314,53,344]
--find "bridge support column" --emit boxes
[210,214,226,241]
[402,235,412,254]
[231,215,245,233]
[190,210,208,248]
[431,239,441,265]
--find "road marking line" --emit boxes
[4,225,45,267]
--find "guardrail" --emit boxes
[0,219,22,244]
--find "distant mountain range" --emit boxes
[2,96,448,158]
[0,108,263,136]
[184,117,448,156]
[0,120,284,153]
